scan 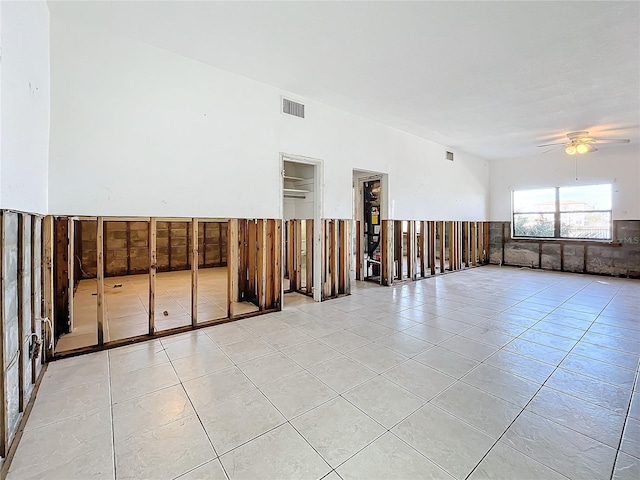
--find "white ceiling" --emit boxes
[48,1,640,159]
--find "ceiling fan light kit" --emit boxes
[537,130,630,155]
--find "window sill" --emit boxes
[510,237,619,246]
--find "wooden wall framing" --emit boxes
[0,211,47,460]
[320,220,350,299]
[228,219,282,316]
[362,219,489,287]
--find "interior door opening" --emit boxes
[281,155,322,307]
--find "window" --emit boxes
[512,184,611,240]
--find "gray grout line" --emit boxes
[609,359,640,480]
[106,350,118,480]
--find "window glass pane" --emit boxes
[559,184,611,212]
[560,212,611,239]
[513,188,556,213]
[513,213,555,237]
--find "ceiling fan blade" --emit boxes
[585,144,598,153]
[536,143,566,147]
[536,145,564,155]
[590,138,630,144]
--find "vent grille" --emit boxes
[446,151,454,161]
[283,98,305,118]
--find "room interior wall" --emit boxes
[0,1,50,214]
[48,19,489,221]
[489,145,640,221]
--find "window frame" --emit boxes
[512,184,612,241]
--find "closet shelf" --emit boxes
[283,188,310,194]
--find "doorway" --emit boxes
[281,154,322,305]
[353,170,389,284]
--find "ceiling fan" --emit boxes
[537,131,630,155]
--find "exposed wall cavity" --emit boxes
[488,220,640,278]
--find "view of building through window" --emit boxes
[513,184,612,239]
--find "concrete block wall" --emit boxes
[488,220,640,278]
[79,220,228,278]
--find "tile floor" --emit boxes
[57,267,255,352]
[9,266,640,479]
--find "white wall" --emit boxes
[489,145,640,221]
[49,19,489,221]
[0,1,50,214]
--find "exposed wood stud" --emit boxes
[438,221,445,273]
[125,221,131,275]
[485,222,491,265]
[43,216,55,361]
[355,221,363,281]
[407,221,416,281]
[306,220,313,295]
[322,220,330,299]
[257,220,267,310]
[247,220,257,301]
[418,221,426,278]
[463,222,470,267]
[273,220,282,310]
[191,218,198,327]
[471,222,477,266]
[477,222,484,264]
[96,218,105,345]
[394,220,403,280]
[331,220,339,297]
[17,214,25,413]
[448,221,454,271]
[228,219,239,318]
[381,220,394,286]
[148,218,156,335]
[0,212,7,457]
[429,221,436,276]
[67,218,75,332]
[338,221,347,294]
[294,220,302,291]
[265,220,275,309]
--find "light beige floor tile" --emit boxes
[308,356,377,393]
[432,382,522,438]
[613,452,640,480]
[109,342,170,376]
[461,363,540,407]
[260,327,313,349]
[438,335,498,362]
[346,343,407,373]
[219,423,331,480]
[292,397,386,467]
[111,362,180,404]
[201,389,284,455]
[7,408,114,480]
[25,379,110,430]
[484,350,555,384]
[545,368,632,414]
[527,387,626,448]
[219,337,278,364]
[413,346,479,379]
[162,334,218,360]
[318,330,371,353]
[113,384,194,442]
[343,376,424,428]
[382,360,455,401]
[281,340,342,368]
[115,414,215,480]
[502,410,617,480]
[260,371,336,419]
[171,348,234,381]
[621,417,640,458]
[375,332,432,357]
[177,459,228,480]
[336,432,453,480]
[183,366,256,412]
[237,352,303,386]
[469,441,567,480]
[204,323,257,346]
[393,403,495,479]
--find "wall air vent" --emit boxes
[446,151,454,161]
[283,98,305,118]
